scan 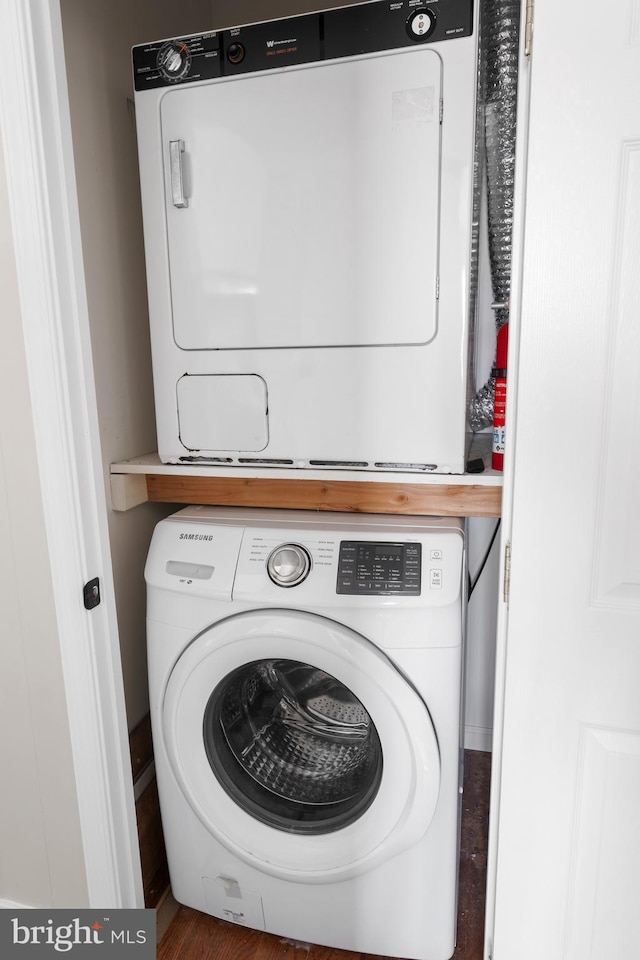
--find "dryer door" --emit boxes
[160,48,442,351]
[162,608,440,882]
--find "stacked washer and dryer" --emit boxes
[135,2,478,958]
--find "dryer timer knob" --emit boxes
[157,40,192,82]
[267,544,311,587]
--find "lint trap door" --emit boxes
[160,48,443,351]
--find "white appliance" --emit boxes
[132,1,478,474]
[145,505,466,960]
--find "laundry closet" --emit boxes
[5,0,637,956]
[58,0,500,948]
[58,0,500,750]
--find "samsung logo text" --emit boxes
[179,533,214,541]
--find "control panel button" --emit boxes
[337,541,422,596]
[267,543,311,587]
[430,569,443,589]
[406,8,436,41]
[227,42,246,64]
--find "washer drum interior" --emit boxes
[203,659,383,834]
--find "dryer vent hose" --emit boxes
[468,0,521,432]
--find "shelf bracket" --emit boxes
[110,473,149,511]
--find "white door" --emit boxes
[0,0,143,907]
[161,49,442,350]
[488,1,640,957]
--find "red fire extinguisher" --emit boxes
[492,322,509,471]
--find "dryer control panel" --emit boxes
[132,0,474,91]
[337,541,422,596]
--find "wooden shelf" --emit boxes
[110,438,502,518]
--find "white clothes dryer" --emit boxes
[132,0,478,473]
[145,506,466,960]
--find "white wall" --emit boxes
[466,518,499,750]
[60,0,214,730]
[0,134,89,908]
[464,164,502,751]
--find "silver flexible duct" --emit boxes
[468,0,521,431]
[465,10,485,423]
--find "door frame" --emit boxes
[482,2,531,954]
[0,0,143,906]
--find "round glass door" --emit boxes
[203,658,383,834]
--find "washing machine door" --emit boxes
[162,609,440,882]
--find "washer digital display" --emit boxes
[337,541,421,595]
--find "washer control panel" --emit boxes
[133,0,473,91]
[337,541,422,596]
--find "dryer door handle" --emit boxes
[169,139,188,209]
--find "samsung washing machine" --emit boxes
[145,506,466,960]
[132,0,478,473]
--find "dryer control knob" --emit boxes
[157,40,192,82]
[407,9,436,41]
[267,544,311,587]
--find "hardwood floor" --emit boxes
[157,750,491,960]
[137,776,170,908]
[130,713,170,909]
[452,750,491,959]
